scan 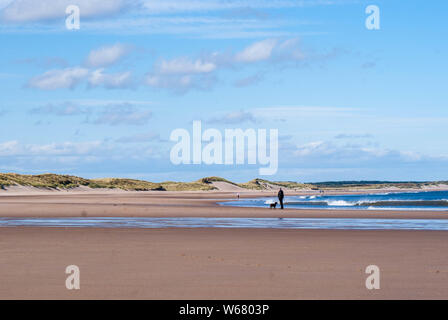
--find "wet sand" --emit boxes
[0,191,447,299]
[0,191,448,219]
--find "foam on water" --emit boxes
[223,190,448,211]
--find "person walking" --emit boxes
[278,188,285,209]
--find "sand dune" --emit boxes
[211,181,245,191]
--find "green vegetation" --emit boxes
[90,178,163,191]
[238,178,312,190]
[160,181,216,191]
[0,173,446,192]
[199,176,238,185]
[308,181,443,190]
[238,178,271,190]
[0,173,216,191]
[0,173,90,189]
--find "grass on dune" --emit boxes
[237,178,312,190]
[90,178,163,191]
[0,173,91,189]
[308,181,446,189]
[0,173,446,192]
[199,176,239,185]
[89,178,217,191]
[0,173,216,191]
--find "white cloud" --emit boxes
[27,141,103,156]
[29,103,90,116]
[94,103,152,126]
[0,0,137,23]
[0,140,102,156]
[335,133,373,139]
[86,43,130,68]
[234,72,264,87]
[28,67,89,90]
[146,74,190,88]
[235,38,305,63]
[235,39,277,62]
[0,140,19,156]
[88,69,132,89]
[116,132,163,143]
[142,0,236,13]
[26,43,131,90]
[156,57,216,74]
[146,73,216,93]
[208,111,257,124]
[291,140,430,164]
[253,106,357,121]
[142,0,336,14]
[145,57,217,92]
[0,0,13,10]
[0,0,332,37]
[144,37,308,93]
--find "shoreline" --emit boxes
[0,190,447,220]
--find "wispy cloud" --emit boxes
[27,67,89,90]
[289,140,443,166]
[29,102,91,116]
[208,110,257,124]
[0,0,331,38]
[27,43,133,90]
[155,57,217,75]
[145,37,310,93]
[93,103,152,126]
[0,140,103,157]
[235,38,277,62]
[253,106,357,121]
[85,43,131,68]
[0,0,138,23]
[88,69,133,89]
[28,101,153,127]
[334,133,373,139]
[142,0,339,14]
[115,132,164,143]
[234,72,264,87]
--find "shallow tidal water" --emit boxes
[0,217,447,231]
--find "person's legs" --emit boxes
[280,199,284,209]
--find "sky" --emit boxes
[0,0,447,183]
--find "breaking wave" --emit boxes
[285,199,448,207]
[224,191,448,210]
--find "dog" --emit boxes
[269,202,278,209]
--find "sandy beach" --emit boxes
[0,190,447,299]
[0,227,447,299]
[1,190,448,219]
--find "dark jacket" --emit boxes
[278,190,284,200]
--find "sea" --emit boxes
[221,190,448,211]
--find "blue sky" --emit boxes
[0,0,447,182]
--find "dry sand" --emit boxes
[0,228,447,299]
[0,190,447,299]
